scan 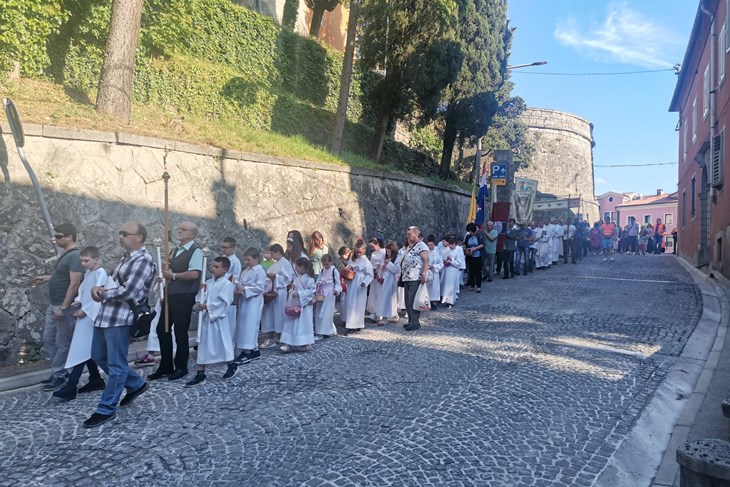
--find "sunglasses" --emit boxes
[118,231,141,237]
[54,234,67,239]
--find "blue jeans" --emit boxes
[515,247,529,275]
[91,326,144,415]
[653,235,663,254]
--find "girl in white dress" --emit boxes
[344,241,374,334]
[280,257,317,352]
[441,237,464,308]
[375,241,400,325]
[261,244,292,349]
[426,236,443,310]
[234,247,267,364]
[366,238,386,321]
[314,254,341,339]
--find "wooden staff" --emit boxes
[163,170,170,333]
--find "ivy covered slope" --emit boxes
[0,0,445,177]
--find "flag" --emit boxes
[467,186,477,224]
[475,160,489,226]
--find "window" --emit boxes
[603,212,610,222]
[704,65,710,118]
[682,190,686,228]
[720,23,727,84]
[611,211,616,222]
[691,175,696,216]
[692,97,697,142]
[608,196,614,203]
[664,213,674,225]
[683,118,688,160]
[644,215,652,224]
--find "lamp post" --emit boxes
[506,61,547,70]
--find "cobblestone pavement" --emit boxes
[0,254,702,486]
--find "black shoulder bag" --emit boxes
[116,257,157,340]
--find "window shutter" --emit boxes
[712,132,724,188]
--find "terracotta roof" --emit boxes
[615,192,678,208]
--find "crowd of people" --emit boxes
[33,213,672,428]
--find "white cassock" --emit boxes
[225,253,242,338]
[427,249,443,303]
[261,257,293,334]
[281,273,316,346]
[375,260,400,320]
[197,277,234,364]
[235,264,266,350]
[537,226,551,268]
[441,248,463,305]
[344,256,374,329]
[314,267,341,336]
[550,224,562,263]
[455,245,466,295]
[366,248,386,317]
[66,267,108,368]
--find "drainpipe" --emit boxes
[700,0,714,268]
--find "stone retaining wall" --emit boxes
[0,124,469,365]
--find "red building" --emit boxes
[670,0,730,278]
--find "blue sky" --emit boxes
[507,0,698,198]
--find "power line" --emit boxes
[512,68,674,76]
[594,162,678,168]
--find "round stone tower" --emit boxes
[516,108,598,222]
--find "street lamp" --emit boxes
[507,61,548,70]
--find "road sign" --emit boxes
[491,163,507,186]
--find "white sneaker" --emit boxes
[314,335,324,341]
[602,258,607,262]
[610,257,615,262]
[260,339,278,349]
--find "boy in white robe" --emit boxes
[365,239,386,321]
[53,246,107,401]
[280,257,317,351]
[314,255,342,339]
[185,257,236,387]
[344,241,374,334]
[261,244,291,348]
[375,243,401,325]
[336,246,352,323]
[455,238,466,295]
[441,238,463,308]
[426,237,443,311]
[221,236,242,340]
[234,247,267,365]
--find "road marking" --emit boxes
[573,275,679,284]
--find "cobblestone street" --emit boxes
[0,255,704,486]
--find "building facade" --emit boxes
[670,0,730,278]
[615,191,679,252]
[596,191,636,225]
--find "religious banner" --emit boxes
[511,177,538,224]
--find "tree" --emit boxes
[95,0,144,122]
[330,0,359,155]
[359,0,462,162]
[437,0,511,178]
[282,0,299,29]
[482,91,534,168]
[305,0,341,37]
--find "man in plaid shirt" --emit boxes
[84,222,157,428]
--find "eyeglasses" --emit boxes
[118,231,141,237]
[53,234,67,239]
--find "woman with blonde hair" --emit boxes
[308,231,329,278]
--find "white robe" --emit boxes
[375,261,400,319]
[344,256,374,329]
[235,265,266,350]
[66,267,108,368]
[197,277,234,364]
[261,257,293,334]
[454,245,466,294]
[366,248,386,317]
[427,249,443,302]
[549,224,562,263]
[536,226,551,268]
[224,253,242,336]
[314,266,341,336]
[441,248,463,305]
[281,273,316,346]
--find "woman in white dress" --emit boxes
[344,241,374,334]
[375,241,401,325]
[314,255,341,339]
[366,238,386,321]
[280,257,317,352]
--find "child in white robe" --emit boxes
[426,237,443,311]
[344,241,374,334]
[280,257,317,352]
[54,246,107,400]
[441,237,464,308]
[365,238,386,321]
[261,244,291,349]
[221,236,242,340]
[234,247,267,365]
[337,246,352,323]
[455,239,466,295]
[375,242,400,325]
[185,257,236,387]
[314,254,341,339]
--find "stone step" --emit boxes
[723,396,730,419]
[676,439,730,485]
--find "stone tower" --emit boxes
[516,108,598,222]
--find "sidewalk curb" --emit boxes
[595,258,728,487]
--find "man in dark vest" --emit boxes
[148,221,203,381]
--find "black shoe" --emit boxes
[147,369,172,381]
[185,373,206,387]
[246,349,261,361]
[52,385,77,402]
[234,351,251,365]
[120,382,149,407]
[503,276,509,280]
[404,324,421,331]
[168,369,188,381]
[83,412,116,428]
[344,328,361,336]
[487,278,493,282]
[222,364,237,380]
[39,374,54,385]
[78,379,106,394]
[42,376,67,391]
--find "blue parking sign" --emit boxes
[491,163,507,185]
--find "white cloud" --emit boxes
[596,177,609,186]
[555,2,679,68]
